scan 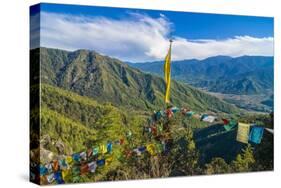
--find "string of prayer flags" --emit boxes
[224,119,238,131]
[236,123,250,144]
[249,126,264,144]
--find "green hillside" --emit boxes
[35,47,240,114]
[30,48,273,184]
[129,56,273,95]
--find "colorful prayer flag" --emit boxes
[39,165,48,176]
[45,163,53,174]
[105,156,113,166]
[93,147,99,156]
[222,118,229,125]
[171,107,179,113]
[54,171,64,184]
[47,173,55,183]
[80,164,89,175]
[138,146,146,153]
[224,119,237,131]
[107,142,113,153]
[120,138,125,145]
[88,161,97,173]
[100,144,107,155]
[186,111,195,117]
[146,144,157,156]
[52,160,59,172]
[97,159,105,166]
[164,41,172,103]
[62,169,70,180]
[65,156,73,166]
[236,122,250,144]
[59,159,68,170]
[249,126,264,144]
[202,115,216,123]
[72,153,80,162]
[80,151,87,161]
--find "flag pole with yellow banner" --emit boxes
[164,39,173,105]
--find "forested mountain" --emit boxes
[129,56,273,95]
[33,47,240,114]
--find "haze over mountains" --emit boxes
[129,55,273,112]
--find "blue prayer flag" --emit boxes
[97,159,105,166]
[39,165,48,176]
[72,153,80,162]
[249,126,264,144]
[54,171,64,184]
[107,142,113,153]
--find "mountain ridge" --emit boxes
[33,47,240,114]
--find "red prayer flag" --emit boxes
[222,118,229,125]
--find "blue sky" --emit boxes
[30,3,274,62]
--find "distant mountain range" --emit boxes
[128,56,273,95]
[33,47,240,114]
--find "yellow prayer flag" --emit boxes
[62,169,70,179]
[65,156,73,165]
[105,156,113,166]
[146,144,157,156]
[100,144,107,154]
[236,122,250,143]
[164,41,172,103]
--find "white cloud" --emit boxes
[36,12,273,62]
